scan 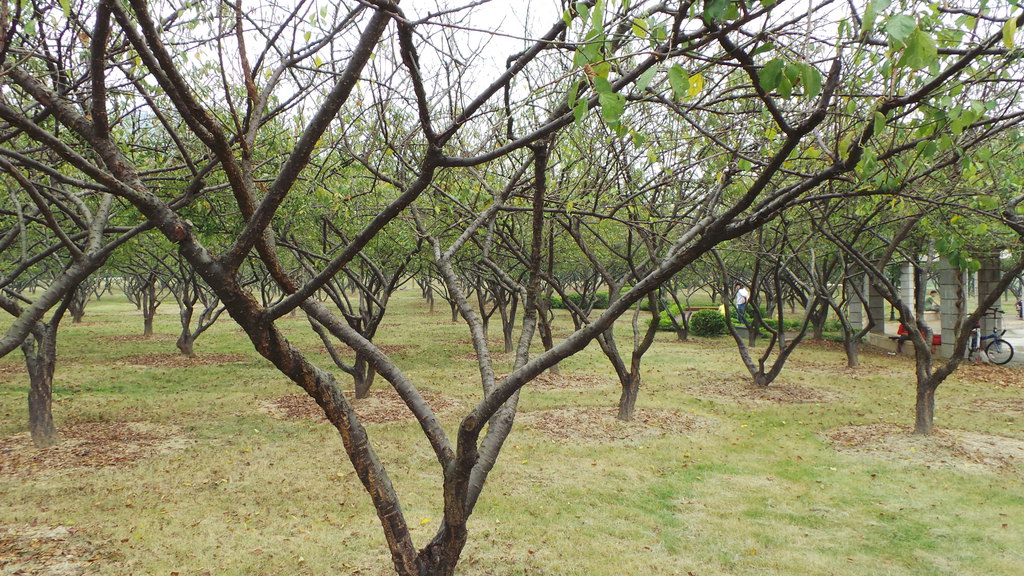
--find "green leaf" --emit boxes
[917,140,937,158]
[759,59,784,92]
[873,111,886,136]
[573,99,589,124]
[632,18,648,38]
[567,79,583,107]
[575,2,590,23]
[863,0,877,34]
[59,0,70,18]
[1004,17,1018,49]
[591,0,605,32]
[897,29,937,70]
[668,64,689,99]
[885,15,917,42]
[593,76,613,94]
[598,91,625,126]
[703,0,732,22]
[635,66,658,93]
[800,64,822,98]
[783,63,802,85]
[777,74,792,98]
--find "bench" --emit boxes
[891,324,941,353]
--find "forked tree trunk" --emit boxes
[753,372,771,387]
[22,327,58,448]
[416,525,468,576]
[617,371,641,421]
[843,339,860,368]
[176,332,196,357]
[353,354,377,399]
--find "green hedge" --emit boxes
[550,291,610,310]
[690,309,727,337]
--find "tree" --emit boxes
[2,0,1023,573]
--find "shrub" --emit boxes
[690,309,727,337]
[657,304,684,330]
[549,291,610,310]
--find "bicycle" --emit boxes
[967,309,1014,365]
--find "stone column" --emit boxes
[847,274,863,331]
[938,258,966,358]
[899,261,915,309]
[977,252,1003,335]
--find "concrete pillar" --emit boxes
[899,262,915,309]
[848,283,863,331]
[977,252,1003,335]
[938,257,966,358]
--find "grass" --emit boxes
[1,290,1022,575]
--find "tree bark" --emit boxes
[914,382,936,435]
[353,354,377,400]
[843,339,860,368]
[22,327,58,448]
[616,371,640,421]
[176,333,195,357]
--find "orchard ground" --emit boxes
[0,290,1022,575]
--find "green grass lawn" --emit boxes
[1,290,1022,575]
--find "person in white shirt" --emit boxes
[734,283,750,326]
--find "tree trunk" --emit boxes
[914,382,936,435]
[143,313,155,337]
[449,301,458,323]
[843,339,860,368]
[23,328,58,448]
[176,332,196,357]
[616,371,640,421]
[537,307,559,375]
[417,525,468,576]
[353,354,377,399]
[810,301,828,340]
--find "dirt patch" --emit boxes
[970,398,1024,414]
[317,344,418,357]
[0,421,190,477]
[519,407,711,443]
[685,380,841,405]
[521,372,613,391]
[102,333,176,343]
[953,363,1024,389]
[824,424,1024,473]
[0,525,99,576]
[0,363,25,376]
[454,352,516,364]
[264,388,463,425]
[116,353,249,368]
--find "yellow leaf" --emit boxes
[420,518,431,526]
[688,73,704,98]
